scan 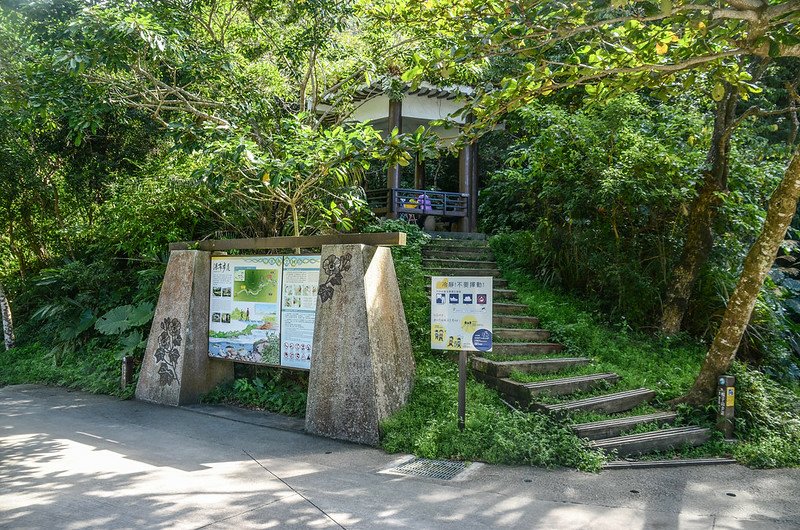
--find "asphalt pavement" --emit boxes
[1,384,799,529]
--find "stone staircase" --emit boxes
[422,234,712,460]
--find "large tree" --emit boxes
[378,0,800,403]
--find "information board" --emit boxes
[208,255,320,368]
[430,276,493,351]
[280,255,321,369]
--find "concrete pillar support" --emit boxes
[136,250,233,406]
[305,244,415,445]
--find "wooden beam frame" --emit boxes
[169,232,407,252]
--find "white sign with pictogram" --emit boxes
[430,276,493,351]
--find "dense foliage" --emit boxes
[2,0,800,467]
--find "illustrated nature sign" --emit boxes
[430,276,493,351]
[280,256,321,368]
[208,255,321,369]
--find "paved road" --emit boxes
[1,385,798,529]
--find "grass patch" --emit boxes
[381,356,606,471]
[0,342,132,397]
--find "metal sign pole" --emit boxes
[458,350,467,432]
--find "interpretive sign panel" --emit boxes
[430,276,493,351]
[280,255,321,369]
[209,256,284,364]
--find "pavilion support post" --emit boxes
[414,154,426,190]
[386,98,403,218]
[458,139,478,232]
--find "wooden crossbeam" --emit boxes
[169,232,407,251]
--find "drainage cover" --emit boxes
[385,458,466,480]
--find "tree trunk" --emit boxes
[0,282,15,351]
[678,149,800,405]
[660,85,739,334]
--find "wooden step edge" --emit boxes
[473,356,590,368]
[494,342,562,347]
[523,373,619,390]
[543,388,655,411]
[604,457,737,470]
[572,412,678,431]
[422,258,497,262]
[424,269,503,276]
[590,427,710,449]
[572,412,678,435]
[494,327,548,331]
[472,357,591,378]
[493,315,538,322]
[422,249,494,256]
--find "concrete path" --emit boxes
[1,384,798,529]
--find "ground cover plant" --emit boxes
[487,232,800,468]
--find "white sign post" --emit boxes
[430,276,493,431]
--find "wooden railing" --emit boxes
[366,188,469,218]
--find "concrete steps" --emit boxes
[590,426,711,457]
[524,373,620,397]
[493,302,529,315]
[423,248,493,260]
[494,328,550,342]
[426,267,503,277]
[494,315,539,327]
[472,372,619,407]
[422,235,713,461]
[538,388,656,415]
[472,357,591,378]
[423,258,500,270]
[425,276,508,289]
[572,412,679,440]
[493,342,564,355]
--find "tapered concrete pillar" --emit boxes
[136,250,233,406]
[305,244,415,445]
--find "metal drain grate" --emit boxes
[386,458,466,480]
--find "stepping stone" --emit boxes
[493,302,529,315]
[525,373,619,397]
[472,356,591,378]
[590,426,711,457]
[493,342,563,355]
[539,388,655,415]
[423,258,499,270]
[494,328,550,341]
[494,315,539,326]
[571,412,678,440]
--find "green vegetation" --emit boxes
[1,0,800,470]
[378,222,606,471]
[489,232,800,468]
[0,343,133,398]
[202,369,308,417]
